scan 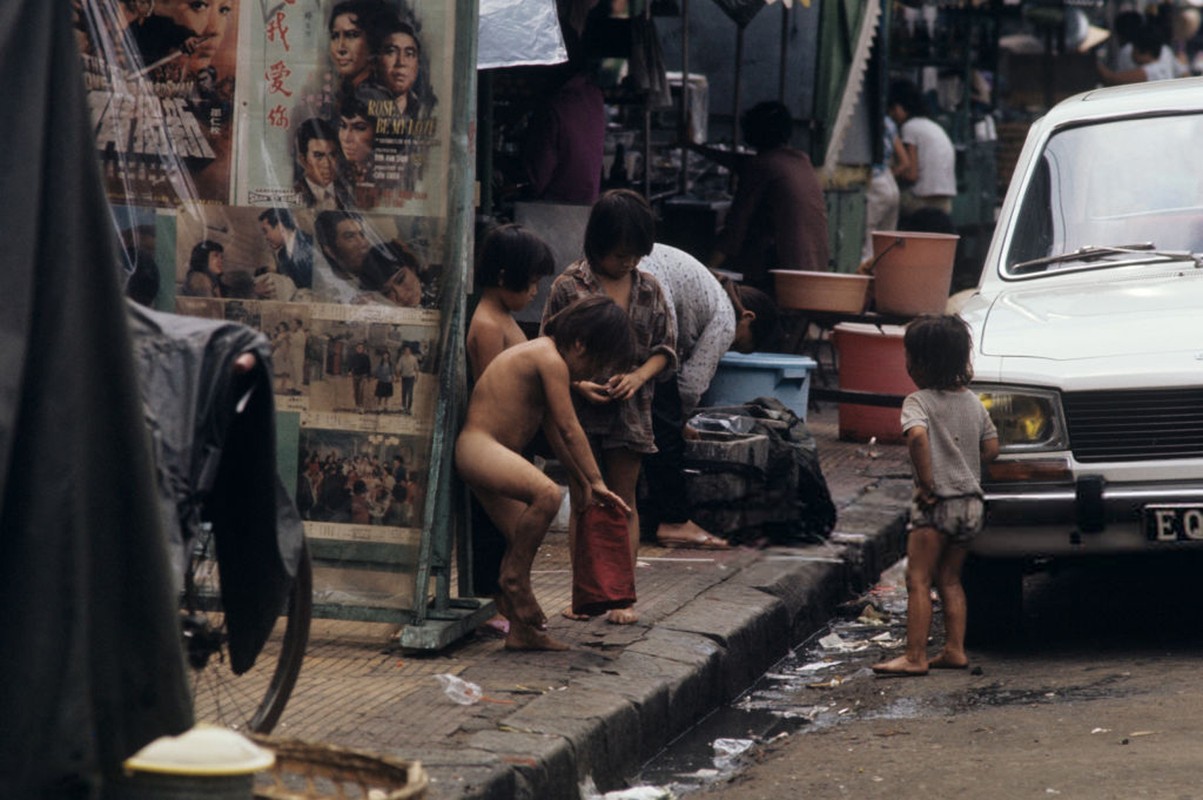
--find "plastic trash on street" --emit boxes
[435,673,483,705]
[712,737,754,770]
[579,775,676,799]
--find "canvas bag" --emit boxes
[688,397,837,544]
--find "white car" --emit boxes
[957,78,1203,639]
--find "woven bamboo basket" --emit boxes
[250,737,428,800]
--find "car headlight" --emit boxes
[974,385,1068,452]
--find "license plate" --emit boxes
[1145,504,1203,541]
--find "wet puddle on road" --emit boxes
[634,579,913,796]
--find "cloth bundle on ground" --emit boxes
[572,504,637,616]
[684,397,837,545]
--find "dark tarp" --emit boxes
[0,2,193,795]
[128,303,304,675]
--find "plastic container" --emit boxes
[770,270,872,314]
[832,323,916,443]
[108,726,274,800]
[868,231,959,316]
[701,352,817,421]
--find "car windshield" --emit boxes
[1003,113,1203,277]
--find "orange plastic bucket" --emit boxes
[869,231,959,316]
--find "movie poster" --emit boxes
[75,0,241,207]
[171,203,446,309]
[174,285,441,612]
[235,0,455,216]
[75,0,467,618]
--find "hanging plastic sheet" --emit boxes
[71,0,467,622]
[478,0,568,68]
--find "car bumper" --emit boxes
[976,479,1203,558]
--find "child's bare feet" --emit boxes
[561,605,591,621]
[499,582,546,630]
[871,655,928,677]
[606,607,639,625]
[505,624,570,651]
[928,651,969,670]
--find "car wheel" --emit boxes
[963,556,1023,646]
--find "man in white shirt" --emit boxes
[1100,24,1179,84]
[888,79,957,220]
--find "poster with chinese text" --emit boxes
[75,0,240,207]
[235,0,454,216]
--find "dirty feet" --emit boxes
[655,520,730,550]
[606,607,640,625]
[871,655,929,677]
[505,623,570,651]
[928,651,970,670]
[561,605,591,621]
[498,578,547,630]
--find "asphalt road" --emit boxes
[678,553,1203,799]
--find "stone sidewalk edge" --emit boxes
[416,476,911,799]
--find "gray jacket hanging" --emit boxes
[128,302,306,675]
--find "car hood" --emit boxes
[980,269,1203,360]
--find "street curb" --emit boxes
[439,479,910,799]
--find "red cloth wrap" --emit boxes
[572,504,636,616]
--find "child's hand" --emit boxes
[914,483,937,508]
[605,372,645,402]
[590,480,631,516]
[573,380,612,404]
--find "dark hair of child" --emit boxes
[736,285,781,351]
[904,314,974,390]
[583,189,655,267]
[475,223,556,292]
[543,295,636,372]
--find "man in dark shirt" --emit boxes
[347,341,372,414]
[686,101,830,296]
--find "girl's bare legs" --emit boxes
[930,543,970,668]
[603,448,642,625]
[873,525,943,675]
[456,431,569,650]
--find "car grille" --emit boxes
[1063,388,1203,463]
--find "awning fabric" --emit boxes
[814,0,881,168]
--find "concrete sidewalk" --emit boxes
[265,405,912,799]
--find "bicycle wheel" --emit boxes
[181,533,312,733]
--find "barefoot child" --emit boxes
[541,189,677,625]
[873,315,998,676]
[467,224,556,379]
[456,296,634,651]
[466,224,556,635]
